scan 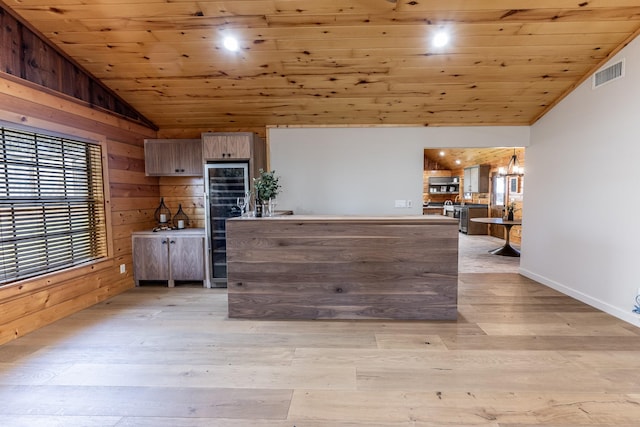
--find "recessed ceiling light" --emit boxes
[223,36,239,52]
[455,159,461,165]
[432,31,449,48]
[439,151,445,156]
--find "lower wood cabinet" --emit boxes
[132,229,209,287]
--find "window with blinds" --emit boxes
[0,126,107,285]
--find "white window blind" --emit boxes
[0,126,107,285]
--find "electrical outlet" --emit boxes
[119,264,126,274]
[406,199,413,208]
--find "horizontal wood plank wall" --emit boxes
[227,217,459,320]
[0,74,157,346]
[0,5,154,128]
[159,176,206,229]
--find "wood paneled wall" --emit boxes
[159,177,206,229]
[0,74,157,346]
[0,5,155,129]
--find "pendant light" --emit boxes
[498,149,524,177]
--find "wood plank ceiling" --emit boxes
[424,147,525,172]
[3,0,640,130]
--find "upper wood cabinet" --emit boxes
[202,133,252,160]
[202,132,266,180]
[202,132,253,160]
[144,139,203,176]
[463,165,490,193]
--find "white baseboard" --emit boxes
[519,267,640,328]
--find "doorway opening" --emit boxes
[423,147,525,257]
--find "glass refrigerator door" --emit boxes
[205,163,249,286]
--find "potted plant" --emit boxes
[253,169,281,216]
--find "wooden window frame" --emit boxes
[0,122,111,287]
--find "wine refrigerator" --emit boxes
[204,162,249,288]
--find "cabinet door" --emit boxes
[476,165,490,193]
[144,140,174,176]
[203,133,251,160]
[144,139,202,176]
[175,139,203,175]
[463,167,473,192]
[133,236,169,282]
[169,237,205,281]
[469,166,479,192]
[463,165,490,193]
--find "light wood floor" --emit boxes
[2,247,640,425]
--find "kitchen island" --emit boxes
[225,215,459,320]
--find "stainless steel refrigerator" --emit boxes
[204,162,249,288]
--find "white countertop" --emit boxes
[132,228,206,236]
[228,214,457,224]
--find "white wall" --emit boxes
[522,37,640,326]
[269,126,529,215]
[267,37,640,326]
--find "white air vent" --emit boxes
[593,59,624,88]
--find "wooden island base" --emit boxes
[226,215,459,320]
